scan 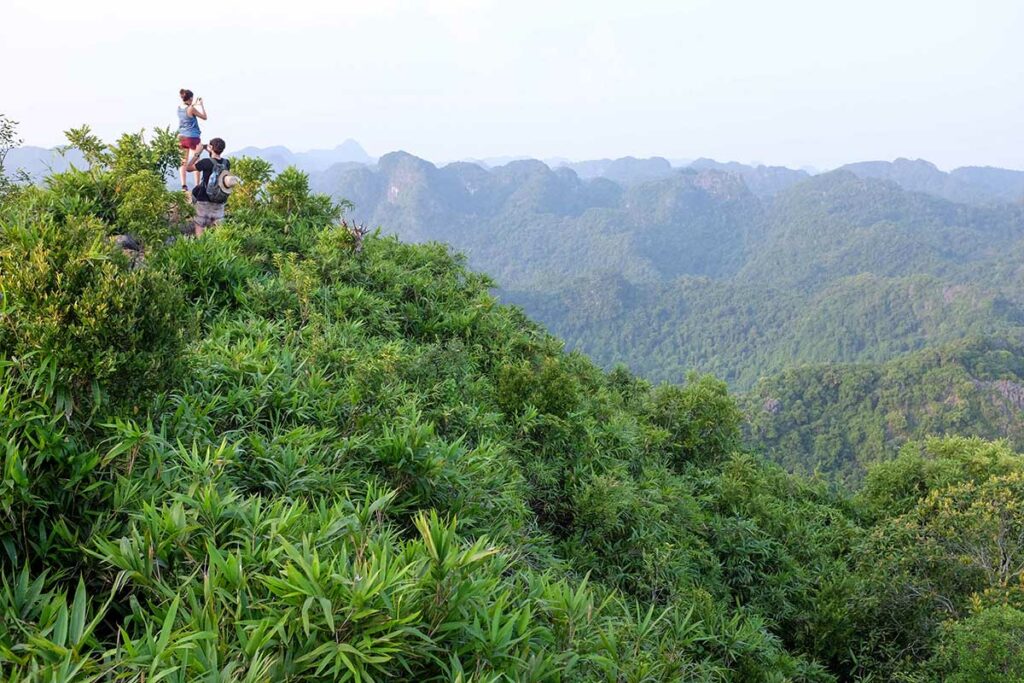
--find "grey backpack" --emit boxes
[205,158,230,204]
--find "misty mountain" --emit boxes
[318,151,1024,298]
[736,170,1024,289]
[322,151,764,287]
[951,165,1024,203]
[841,157,1024,205]
[689,158,811,197]
[560,156,677,185]
[457,155,535,168]
[233,139,374,173]
[5,146,84,180]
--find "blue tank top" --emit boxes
[178,105,201,138]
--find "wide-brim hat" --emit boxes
[218,173,241,194]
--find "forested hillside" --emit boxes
[322,157,1024,388]
[323,155,1024,395]
[504,272,1023,388]
[316,151,766,288]
[310,152,1024,477]
[4,125,1024,681]
[744,337,1024,482]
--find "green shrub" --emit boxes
[856,436,1024,521]
[0,213,186,417]
[36,167,118,224]
[267,166,316,216]
[495,356,582,419]
[647,373,743,469]
[156,228,257,320]
[114,169,180,248]
[109,128,180,180]
[226,155,273,211]
[931,606,1024,681]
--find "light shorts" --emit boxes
[193,200,225,229]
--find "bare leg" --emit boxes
[179,147,189,188]
[193,203,206,238]
[192,140,202,186]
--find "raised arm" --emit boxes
[187,98,208,120]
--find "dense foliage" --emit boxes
[744,337,1024,482]
[325,155,1024,392]
[318,153,1024,477]
[3,126,1024,681]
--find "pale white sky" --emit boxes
[5,0,1022,169]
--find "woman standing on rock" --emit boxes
[177,88,208,191]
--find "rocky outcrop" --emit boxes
[112,234,144,269]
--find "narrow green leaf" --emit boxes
[69,578,87,647]
[156,595,180,654]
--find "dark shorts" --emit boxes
[179,136,201,150]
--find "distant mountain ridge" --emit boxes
[233,139,374,173]
[5,146,85,180]
[321,150,763,287]
[689,158,811,197]
[10,138,1024,205]
[840,157,1024,205]
[559,156,676,185]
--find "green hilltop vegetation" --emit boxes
[744,336,1024,484]
[318,152,1024,478]
[503,272,1023,390]
[2,122,1024,680]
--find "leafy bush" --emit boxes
[36,167,118,223]
[647,373,743,469]
[0,209,186,566]
[0,113,24,200]
[0,212,186,416]
[226,155,273,210]
[931,606,1024,682]
[109,128,180,180]
[156,228,257,319]
[267,166,341,224]
[115,169,181,248]
[856,436,1024,520]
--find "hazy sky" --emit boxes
[6,0,1022,169]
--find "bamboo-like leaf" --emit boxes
[68,578,87,648]
[155,595,180,655]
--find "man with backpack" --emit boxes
[186,137,237,237]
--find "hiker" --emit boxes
[177,88,207,191]
[186,137,236,237]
